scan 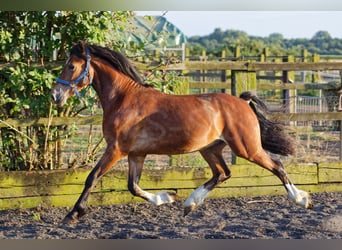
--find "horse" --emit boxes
[51,40,313,225]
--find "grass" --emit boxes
[32,212,41,221]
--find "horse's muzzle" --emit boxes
[51,87,67,106]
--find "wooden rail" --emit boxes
[0,163,341,210]
[188,81,339,91]
[136,61,342,71]
[2,111,342,129]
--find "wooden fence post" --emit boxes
[234,46,241,59]
[312,53,320,82]
[230,45,257,97]
[230,50,257,164]
[301,49,308,81]
[282,55,295,113]
[220,50,227,93]
[231,69,257,165]
[263,47,269,61]
[185,47,190,62]
[199,50,208,93]
[231,71,257,96]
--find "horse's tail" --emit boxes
[239,91,295,156]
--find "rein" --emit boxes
[56,47,93,98]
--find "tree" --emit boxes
[0,11,133,62]
[312,31,332,41]
[188,28,342,57]
[268,33,284,44]
[0,11,135,170]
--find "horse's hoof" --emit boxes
[153,191,179,205]
[306,197,313,209]
[167,192,180,202]
[61,215,79,226]
[183,203,196,217]
[297,191,313,209]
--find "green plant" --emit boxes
[0,11,141,170]
[144,70,184,94]
[32,212,41,221]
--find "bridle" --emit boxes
[56,47,93,98]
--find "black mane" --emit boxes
[71,40,148,86]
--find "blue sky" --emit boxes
[136,11,342,39]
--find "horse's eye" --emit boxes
[68,64,75,71]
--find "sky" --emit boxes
[136,11,342,39]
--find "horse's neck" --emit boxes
[92,66,142,112]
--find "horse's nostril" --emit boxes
[51,92,56,102]
[51,90,60,103]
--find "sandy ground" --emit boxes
[0,192,341,239]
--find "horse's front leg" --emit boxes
[128,154,179,205]
[62,146,123,225]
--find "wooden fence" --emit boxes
[2,58,342,127]
[1,56,342,210]
[0,163,341,210]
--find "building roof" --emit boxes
[125,15,187,49]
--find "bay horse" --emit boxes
[51,40,313,225]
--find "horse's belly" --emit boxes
[122,99,224,155]
[129,128,221,155]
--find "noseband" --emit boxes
[56,47,93,98]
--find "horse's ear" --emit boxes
[80,39,88,51]
[75,39,88,53]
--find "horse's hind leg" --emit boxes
[250,151,313,209]
[184,141,230,216]
[127,154,179,205]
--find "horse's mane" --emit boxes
[71,40,149,87]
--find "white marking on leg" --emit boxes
[285,184,311,208]
[142,191,175,206]
[184,185,210,208]
[285,183,297,200]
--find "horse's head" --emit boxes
[51,40,94,106]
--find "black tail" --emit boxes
[240,91,295,156]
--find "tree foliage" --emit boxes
[0,11,136,170]
[188,29,342,57]
[0,11,185,171]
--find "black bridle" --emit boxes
[56,47,93,98]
